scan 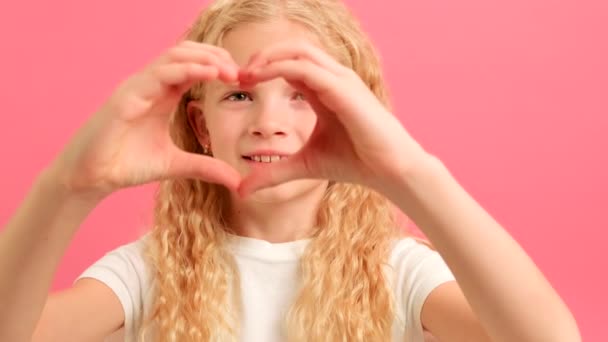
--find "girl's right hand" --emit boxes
[49,40,242,199]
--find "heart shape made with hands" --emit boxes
[235,43,425,198]
[229,67,342,198]
[196,41,422,199]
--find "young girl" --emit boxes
[0,0,580,341]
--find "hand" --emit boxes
[237,41,431,197]
[51,41,243,198]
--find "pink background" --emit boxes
[1,0,606,340]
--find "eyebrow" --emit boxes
[207,81,241,95]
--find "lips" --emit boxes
[242,149,291,157]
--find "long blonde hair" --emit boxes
[139,0,419,340]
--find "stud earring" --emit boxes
[202,143,211,155]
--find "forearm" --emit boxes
[0,165,103,341]
[381,155,580,342]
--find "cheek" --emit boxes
[203,117,235,151]
[297,110,319,141]
[210,124,239,150]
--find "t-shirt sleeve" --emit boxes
[390,237,456,341]
[74,236,151,342]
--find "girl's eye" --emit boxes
[225,92,252,102]
[223,91,305,102]
[293,92,306,101]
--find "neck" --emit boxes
[227,181,329,243]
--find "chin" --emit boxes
[247,179,327,204]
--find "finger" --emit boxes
[166,149,242,191]
[125,61,224,121]
[237,154,310,198]
[180,40,236,65]
[245,41,345,75]
[166,46,239,82]
[243,59,337,101]
[153,63,219,87]
[136,63,221,102]
[183,41,240,80]
[161,40,236,68]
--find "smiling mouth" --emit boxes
[242,155,289,163]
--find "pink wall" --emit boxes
[1,0,605,340]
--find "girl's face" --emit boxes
[189,19,329,203]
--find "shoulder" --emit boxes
[388,236,443,267]
[387,236,456,340]
[387,235,455,290]
[75,234,154,340]
[79,235,150,278]
[76,233,153,296]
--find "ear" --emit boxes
[186,100,210,147]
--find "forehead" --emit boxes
[203,19,325,97]
[221,19,321,66]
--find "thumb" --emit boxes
[166,149,242,191]
[237,153,310,197]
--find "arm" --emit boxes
[0,41,240,341]
[32,278,124,341]
[382,155,581,342]
[0,165,105,341]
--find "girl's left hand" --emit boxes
[237,41,432,197]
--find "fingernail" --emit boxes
[238,69,250,79]
[237,186,250,198]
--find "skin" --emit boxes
[194,19,581,342]
[187,20,330,242]
[0,16,580,342]
[1,36,246,342]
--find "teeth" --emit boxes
[248,155,286,163]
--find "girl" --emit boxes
[0,0,580,341]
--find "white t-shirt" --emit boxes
[76,234,456,342]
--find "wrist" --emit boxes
[40,162,111,206]
[374,152,446,203]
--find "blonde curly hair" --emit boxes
[138,0,426,340]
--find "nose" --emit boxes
[247,99,289,139]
